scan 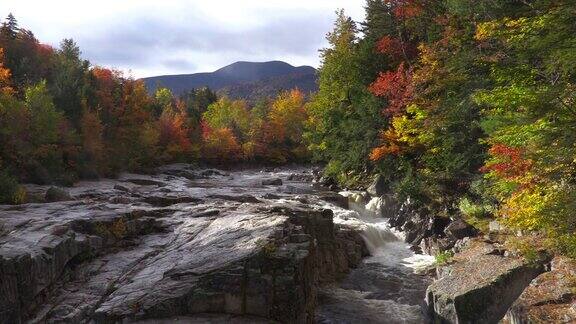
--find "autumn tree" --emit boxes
[0,48,13,96]
[305,10,386,182]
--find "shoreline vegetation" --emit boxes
[2,0,576,261]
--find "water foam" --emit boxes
[331,191,434,272]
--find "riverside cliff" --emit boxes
[0,165,367,323]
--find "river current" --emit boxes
[315,191,434,324]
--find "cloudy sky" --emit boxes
[3,0,365,78]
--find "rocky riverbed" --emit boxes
[0,165,371,323]
[2,164,571,324]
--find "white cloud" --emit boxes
[2,0,365,77]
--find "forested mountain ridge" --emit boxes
[142,61,318,99]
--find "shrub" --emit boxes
[506,236,543,265]
[0,169,25,204]
[458,197,494,232]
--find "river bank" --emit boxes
[1,164,431,323]
[1,164,572,323]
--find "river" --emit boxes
[315,191,435,323]
[0,165,434,323]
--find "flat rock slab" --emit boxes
[426,240,545,323]
[0,165,363,324]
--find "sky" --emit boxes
[2,0,366,78]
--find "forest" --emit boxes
[307,0,576,258]
[0,14,309,204]
[1,0,576,260]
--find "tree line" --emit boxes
[0,14,308,203]
[307,0,576,257]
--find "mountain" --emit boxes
[142,61,318,100]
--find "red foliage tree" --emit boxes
[369,62,414,116]
[0,47,14,95]
[158,100,192,159]
[376,36,405,58]
[385,0,423,19]
[480,144,533,181]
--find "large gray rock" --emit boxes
[0,168,365,324]
[45,186,73,202]
[444,219,477,240]
[426,240,546,324]
[367,174,387,197]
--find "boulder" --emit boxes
[45,187,73,202]
[318,192,349,209]
[287,173,314,182]
[420,237,456,256]
[367,174,387,197]
[489,220,505,233]
[426,240,547,323]
[504,256,576,323]
[444,218,477,240]
[262,178,283,186]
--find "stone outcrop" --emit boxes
[426,240,547,323]
[262,178,283,186]
[367,174,387,197]
[44,186,73,202]
[0,166,365,324]
[504,256,576,323]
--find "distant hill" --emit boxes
[142,61,318,100]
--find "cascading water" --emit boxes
[316,191,435,324]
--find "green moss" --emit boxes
[435,250,454,266]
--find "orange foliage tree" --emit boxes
[0,48,14,96]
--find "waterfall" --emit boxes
[331,191,434,271]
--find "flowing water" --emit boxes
[315,191,435,324]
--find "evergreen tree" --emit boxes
[305,10,386,183]
[49,38,90,125]
[0,14,18,39]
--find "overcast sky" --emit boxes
[3,0,365,78]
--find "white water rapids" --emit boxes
[338,191,434,271]
[316,191,435,324]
